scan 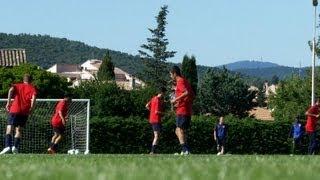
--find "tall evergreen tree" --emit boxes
[97,52,115,81]
[138,5,176,88]
[271,75,279,85]
[181,55,198,95]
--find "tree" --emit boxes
[138,5,176,88]
[97,52,115,81]
[74,80,157,117]
[271,75,279,85]
[181,55,198,95]
[257,89,267,107]
[197,68,256,117]
[0,64,72,98]
[269,75,311,121]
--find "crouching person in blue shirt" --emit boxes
[214,117,228,155]
[289,117,304,155]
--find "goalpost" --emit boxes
[0,99,90,154]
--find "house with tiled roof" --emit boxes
[47,59,145,90]
[0,49,27,67]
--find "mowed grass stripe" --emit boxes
[0,155,319,180]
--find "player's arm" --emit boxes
[288,125,293,138]
[155,100,164,115]
[305,109,319,118]
[29,94,37,113]
[145,101,151,110]
[6,87,14,111]
[58,110,66,125]
[213,126,217,141]
[171,89,188,104]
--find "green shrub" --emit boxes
[90,115,297,154]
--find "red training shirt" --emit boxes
[9,83,37,115]
[148,96,163,124]
[175,77,194,116]
[51,100,69,127]
[306,105,319,133]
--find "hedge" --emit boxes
[90,116,305,154]
[0,114,308,154]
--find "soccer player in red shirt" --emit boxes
[0,74,37,154]
[48,95,72,154]
[145,87,166,154]
[170,66,194,155]
[305,98,320,155]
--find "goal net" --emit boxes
[0,99,90,154]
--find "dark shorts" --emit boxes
[151,123,162,132]
[53,126,65,135]
[176,115,191,130]
[217,137,226,146]
[8,113,28,127]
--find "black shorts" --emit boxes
[151,123,162,132]
[176,115,191,130]
[8,113,28,127]
[217,137,226,146]
[53,126,65,135]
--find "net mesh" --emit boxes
[0,99,89,154]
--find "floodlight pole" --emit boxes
[312,0,318,106]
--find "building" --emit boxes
[47,59,145,90]
[0,49,27,67]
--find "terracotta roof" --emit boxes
[115,74,127,81]
[249,107,274,121]
[0,49,27,67]
[55,64,82,73]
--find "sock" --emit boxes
[52,143,58,151]
[151,145,157,153]
[5,134,12,148]
[14,137,21,149]
[181,143,187,152]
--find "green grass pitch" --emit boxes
[0,154,319,180]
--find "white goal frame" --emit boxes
[0,98,90,154]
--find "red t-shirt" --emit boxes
[9,83,37,115]
[175,77,194,116]
[306,105,319,133]
[51,100,69,127]
[148,96,163,124]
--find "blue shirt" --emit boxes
[292,122,303,139]
[215,123,227,138]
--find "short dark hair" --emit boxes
[23,74,32,82]
[159,87,167,93]
[63,93,72,99]
[171,66,182,76]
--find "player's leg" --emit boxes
[0,125,13,154]
[175,116,187,154]
[48,132,58,154]
[50,127,65,153]
[11,115,28,154]
[0,114,17,154]
[308,132,317,155]
[176,116,190,154]
[216,139,221,155]
[150,124,161,154]
[220,139,225,155]
[291,139,295,155]
[11,126,22,154]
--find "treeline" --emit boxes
[0,33,265,86]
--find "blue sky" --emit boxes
[0,0,316,67]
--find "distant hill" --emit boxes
[218,60,306,80]
[0,33,304,84]
[233,66,306,80]
[0,33,145,75]
[219,60,280,70]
